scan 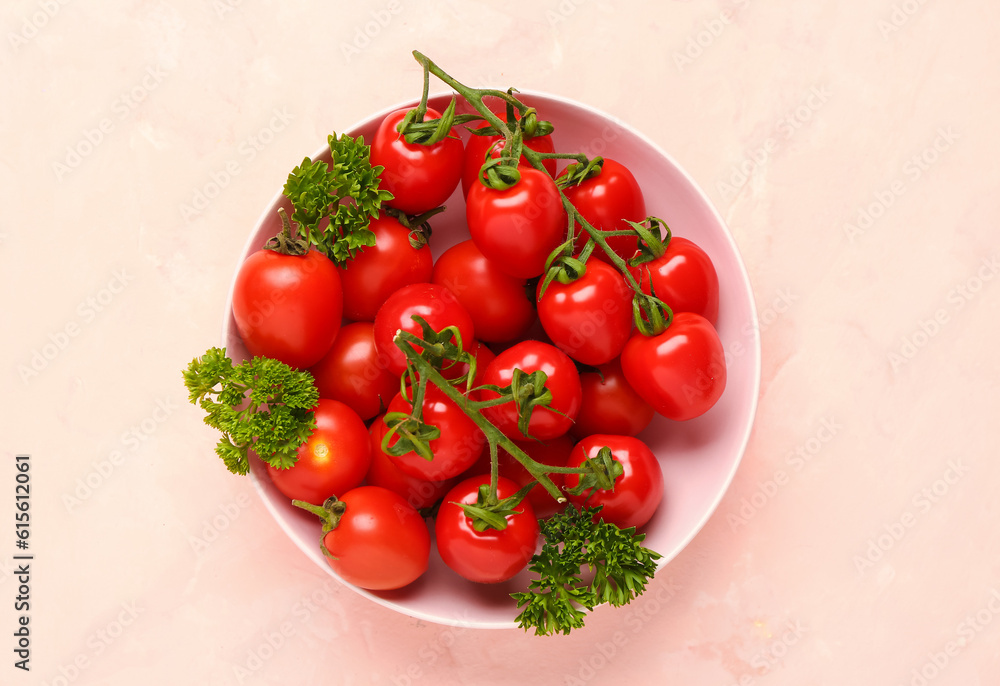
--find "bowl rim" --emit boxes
[221,89,762,629]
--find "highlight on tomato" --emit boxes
[266,399,371,506]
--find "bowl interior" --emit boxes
[223,92,761,629]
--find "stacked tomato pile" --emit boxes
[213,60,730,606]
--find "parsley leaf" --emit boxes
[512,505,662,636]
[182,347,319,475]
[282,132,394,265]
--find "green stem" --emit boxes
[395,334,567,503]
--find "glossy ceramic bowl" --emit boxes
[223,91,761,629]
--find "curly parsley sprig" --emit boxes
[512,505,662,636]
[182,347,319,475]
[282,132,393,265]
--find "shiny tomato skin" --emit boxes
[435,475,540,583]
[432,239,537,343]
[563,159,646,263]
[384,386,486,481]
[322,485,430,590]
[535,259,634,366]
[370,107,464,215]
[307,322,399,421]
[366,415,454,510]
[628,236,720,325]
[478,340,582,441]
[266,399,370,505]
[466,168,566,280]
[372,283,476,377]
[462,120,557,197]
[564,434,663,530]
[573,359,655,438]
[619,312,726,421]
[337,215,433,322]
[232,248,342,369]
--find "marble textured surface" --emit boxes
[3,1,998,684]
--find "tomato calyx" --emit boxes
[264,208,311,256]
[292,496,348,558]
[403,315,478,389]
[626,216,673,266]
[381,206,443,249]
[457,480,536,533]
[555,157,604,190]
[562,446,624,497]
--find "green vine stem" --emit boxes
[410,50,674,337]
[394,332,592,507]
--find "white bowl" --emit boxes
[223,91,761,629]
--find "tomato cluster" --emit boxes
[229,96,727,593]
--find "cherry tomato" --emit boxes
[432,240,537,343]
[628,236,720,325]
[564,434,663,530]
[563,159,646,263]
[573,359,655,438]
[435,475,540,583]
[366,415,454,509]
[536,259,634,366]
[266,399,370,505]
[478,340,582,440]
[384,385,486,481]
[372,283,476,377]
[232,248,342,369]
[462,119,557,197]
[466,167,566,279]
[370,107,464,215]
[619,312,726,421]
[337,215,433,322]
[498,435,575,518]
[308,323,399,421]
[322,486,430,590]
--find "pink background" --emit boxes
[4,1,999,684]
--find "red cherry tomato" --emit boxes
[370,107,464,215]
[435,475,540,583]
[563,159,646,263]
[266,399,370,505]
[619,312,726,421]
[337,215,433,322]
[498,435,575,518]
[628,236,720,325]
[372,283,476,377]
[573,359,655,438]
[321,486,430,590]
[478,340,582,441]
[366,415,454,510]
[308,322,399,421]
[466,167,566,279]
[432,240,537,343]
[564,434,663,530]
[384,386,486,481]
[462,119,556,197]
[232,248,342,369]
[536,259,634,366]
